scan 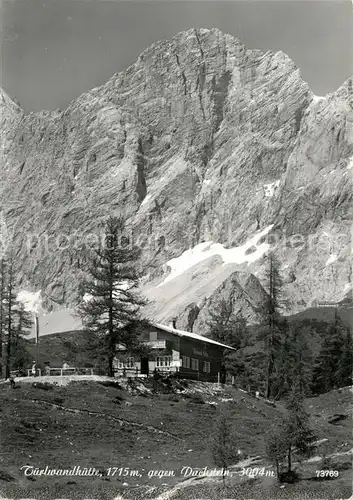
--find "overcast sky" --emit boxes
[1,0,352,111]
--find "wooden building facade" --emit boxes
[113,322,236,382]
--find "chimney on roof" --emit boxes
[172,317,177,329]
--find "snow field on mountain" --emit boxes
[159,225,273,286]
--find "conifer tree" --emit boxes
[0,258,6,377]
[4,259,16,379]
[336,329,353,387]
[211,407,237,484]
[10,302,33,372]
[312,310,350,394]
[266,425,288,478]
[284,387,317,473]
[265,386,316,481]
[78,216,147,376]
[0,256,33,378]
[206,298,247,349]
[261,252,287,398]
[207,299,249,386]
[270,319,292,399]
[289,325,313,396]
[273,322,313,399]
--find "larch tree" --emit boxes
[210,407,238,484]
[336,329,353,388]
[273,322,313,400]
[0,256,33,378]
[4,259,16,379]
[206,297,247,349]
[287,324,313,396]
[78,216,148,377]
[10,301,33,372]
[266,425,288,479]
[206,298,249,385]
[283,387,317,475]
[261,251,288,398]
[265,386,316,482]
[0,258,6,378]
[312,310,350,394]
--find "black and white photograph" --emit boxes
[0,0,352,499]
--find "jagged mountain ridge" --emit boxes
[0,28,352,332]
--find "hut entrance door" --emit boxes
[141,357,149,376]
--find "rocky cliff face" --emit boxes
[0,28,352,332]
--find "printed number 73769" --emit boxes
[316,470,339,478]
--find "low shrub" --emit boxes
[31,382,53,391]
[0,470,15,482]
[278,470,300,483]
[53,397,65,405]
[185,393,205,404]
[97,380,123,390]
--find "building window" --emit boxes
[191,358,199,371]
[117,357,135,368]
[126,357,135,368]
[203,361,211,373]
[182,356,190,368]
[156,356,171,367]
[149,331,158,341]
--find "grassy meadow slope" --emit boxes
[0,379,351,500]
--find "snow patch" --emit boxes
[264,180,280,198]
[203,179,211,186]
[325,254,337,266]
[312,94,325,102]
[112,157,133,178]
[307,456,322,463]
[330,448,353,458]
[17,290,43,314]
[158,225,273,286]
[112,280,131,298]
[314,438,328,445]
[83,293,93,303]
[141,194,152,207]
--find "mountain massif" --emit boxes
[0,28,352,332]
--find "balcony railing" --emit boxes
[26,367,94,377]
[145,340,167,349]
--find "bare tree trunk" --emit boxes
[275,459,280,479]
[108,354,114,378]
[265,255,276,399]
[287,446,292,473]
[107,256,115,378]
[222,467,226,486]
[265,342,274,398]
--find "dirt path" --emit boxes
[153,456,267,499]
